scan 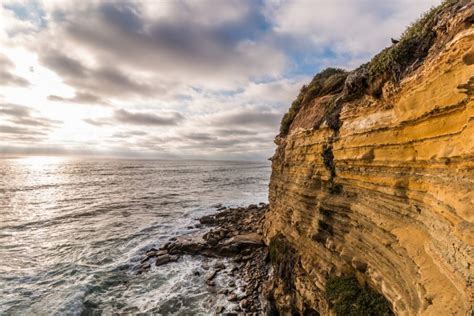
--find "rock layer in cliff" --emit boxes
[265,1,474,315]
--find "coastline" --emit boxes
[137,203,273,314]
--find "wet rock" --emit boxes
[222,233,264,249]
[217,288,229,295]
[137,262,151,274]
[155,254,178,266]
[207,237,219,246]
[241,255,253,261]
[146,249,167,258]
[228,292,238,302]
[199,215,216,225]
[206,270,217,281]
[139,203,270,312]
[146,247,158,253]
[240,298,251,310]
[159,242,171,250]
[214,262,225,270]
[206,280,216,287]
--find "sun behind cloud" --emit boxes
[0,0,440,160]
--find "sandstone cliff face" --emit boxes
[264,2,473,315]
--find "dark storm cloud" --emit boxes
[0,54,30,87]
[114,109,184,126]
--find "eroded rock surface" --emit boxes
[264,2,474,315]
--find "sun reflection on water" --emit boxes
[1,156,71,226]
[13,156,70,167]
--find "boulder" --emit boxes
[223,233,264,249]
[155,254,178,266]
[228,292,238,302]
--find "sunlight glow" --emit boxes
[13,155,69,167]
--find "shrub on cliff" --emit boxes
[367,0,460,96]
[325,275,393,316]
[279,68,348,136]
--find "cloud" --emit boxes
[265,0,441,67]
[0,53,30,86]
[112,130,148,138]
[48,91,108,106]
[216,129,257,136]
[211,108,281,128]
[0,103,30,117]
[0,103,61,128]
[40,51,87,78]
[0,0,442,160]
[34,1,286,93]
[114,109,184,126]
[39,50,158,98]
[0,125,42,135]
[83,118,107,127]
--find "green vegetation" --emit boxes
[269,234,297,292]
[279,68,347,136]
[325,275,393,316]
[279,0,460,133]
[367,0,459,92]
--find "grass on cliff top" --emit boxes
[279,0,461,135]
[326,275,393,316]
[279,68,347,136]
[367,0,459,85]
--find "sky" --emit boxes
[0,0,441,161]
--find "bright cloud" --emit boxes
[0,0,441,160]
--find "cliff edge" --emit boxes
[264,1,473,315]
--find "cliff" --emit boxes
[264,1,474,315]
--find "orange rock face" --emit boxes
[264,2,473,315]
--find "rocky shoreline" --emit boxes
[137,203,274,315]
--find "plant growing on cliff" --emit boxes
[367,0,460,95]
[325,275,393,316]
[279,68,348,136]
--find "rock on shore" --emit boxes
[138,203,272,314]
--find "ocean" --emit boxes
[0,157,271,315]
